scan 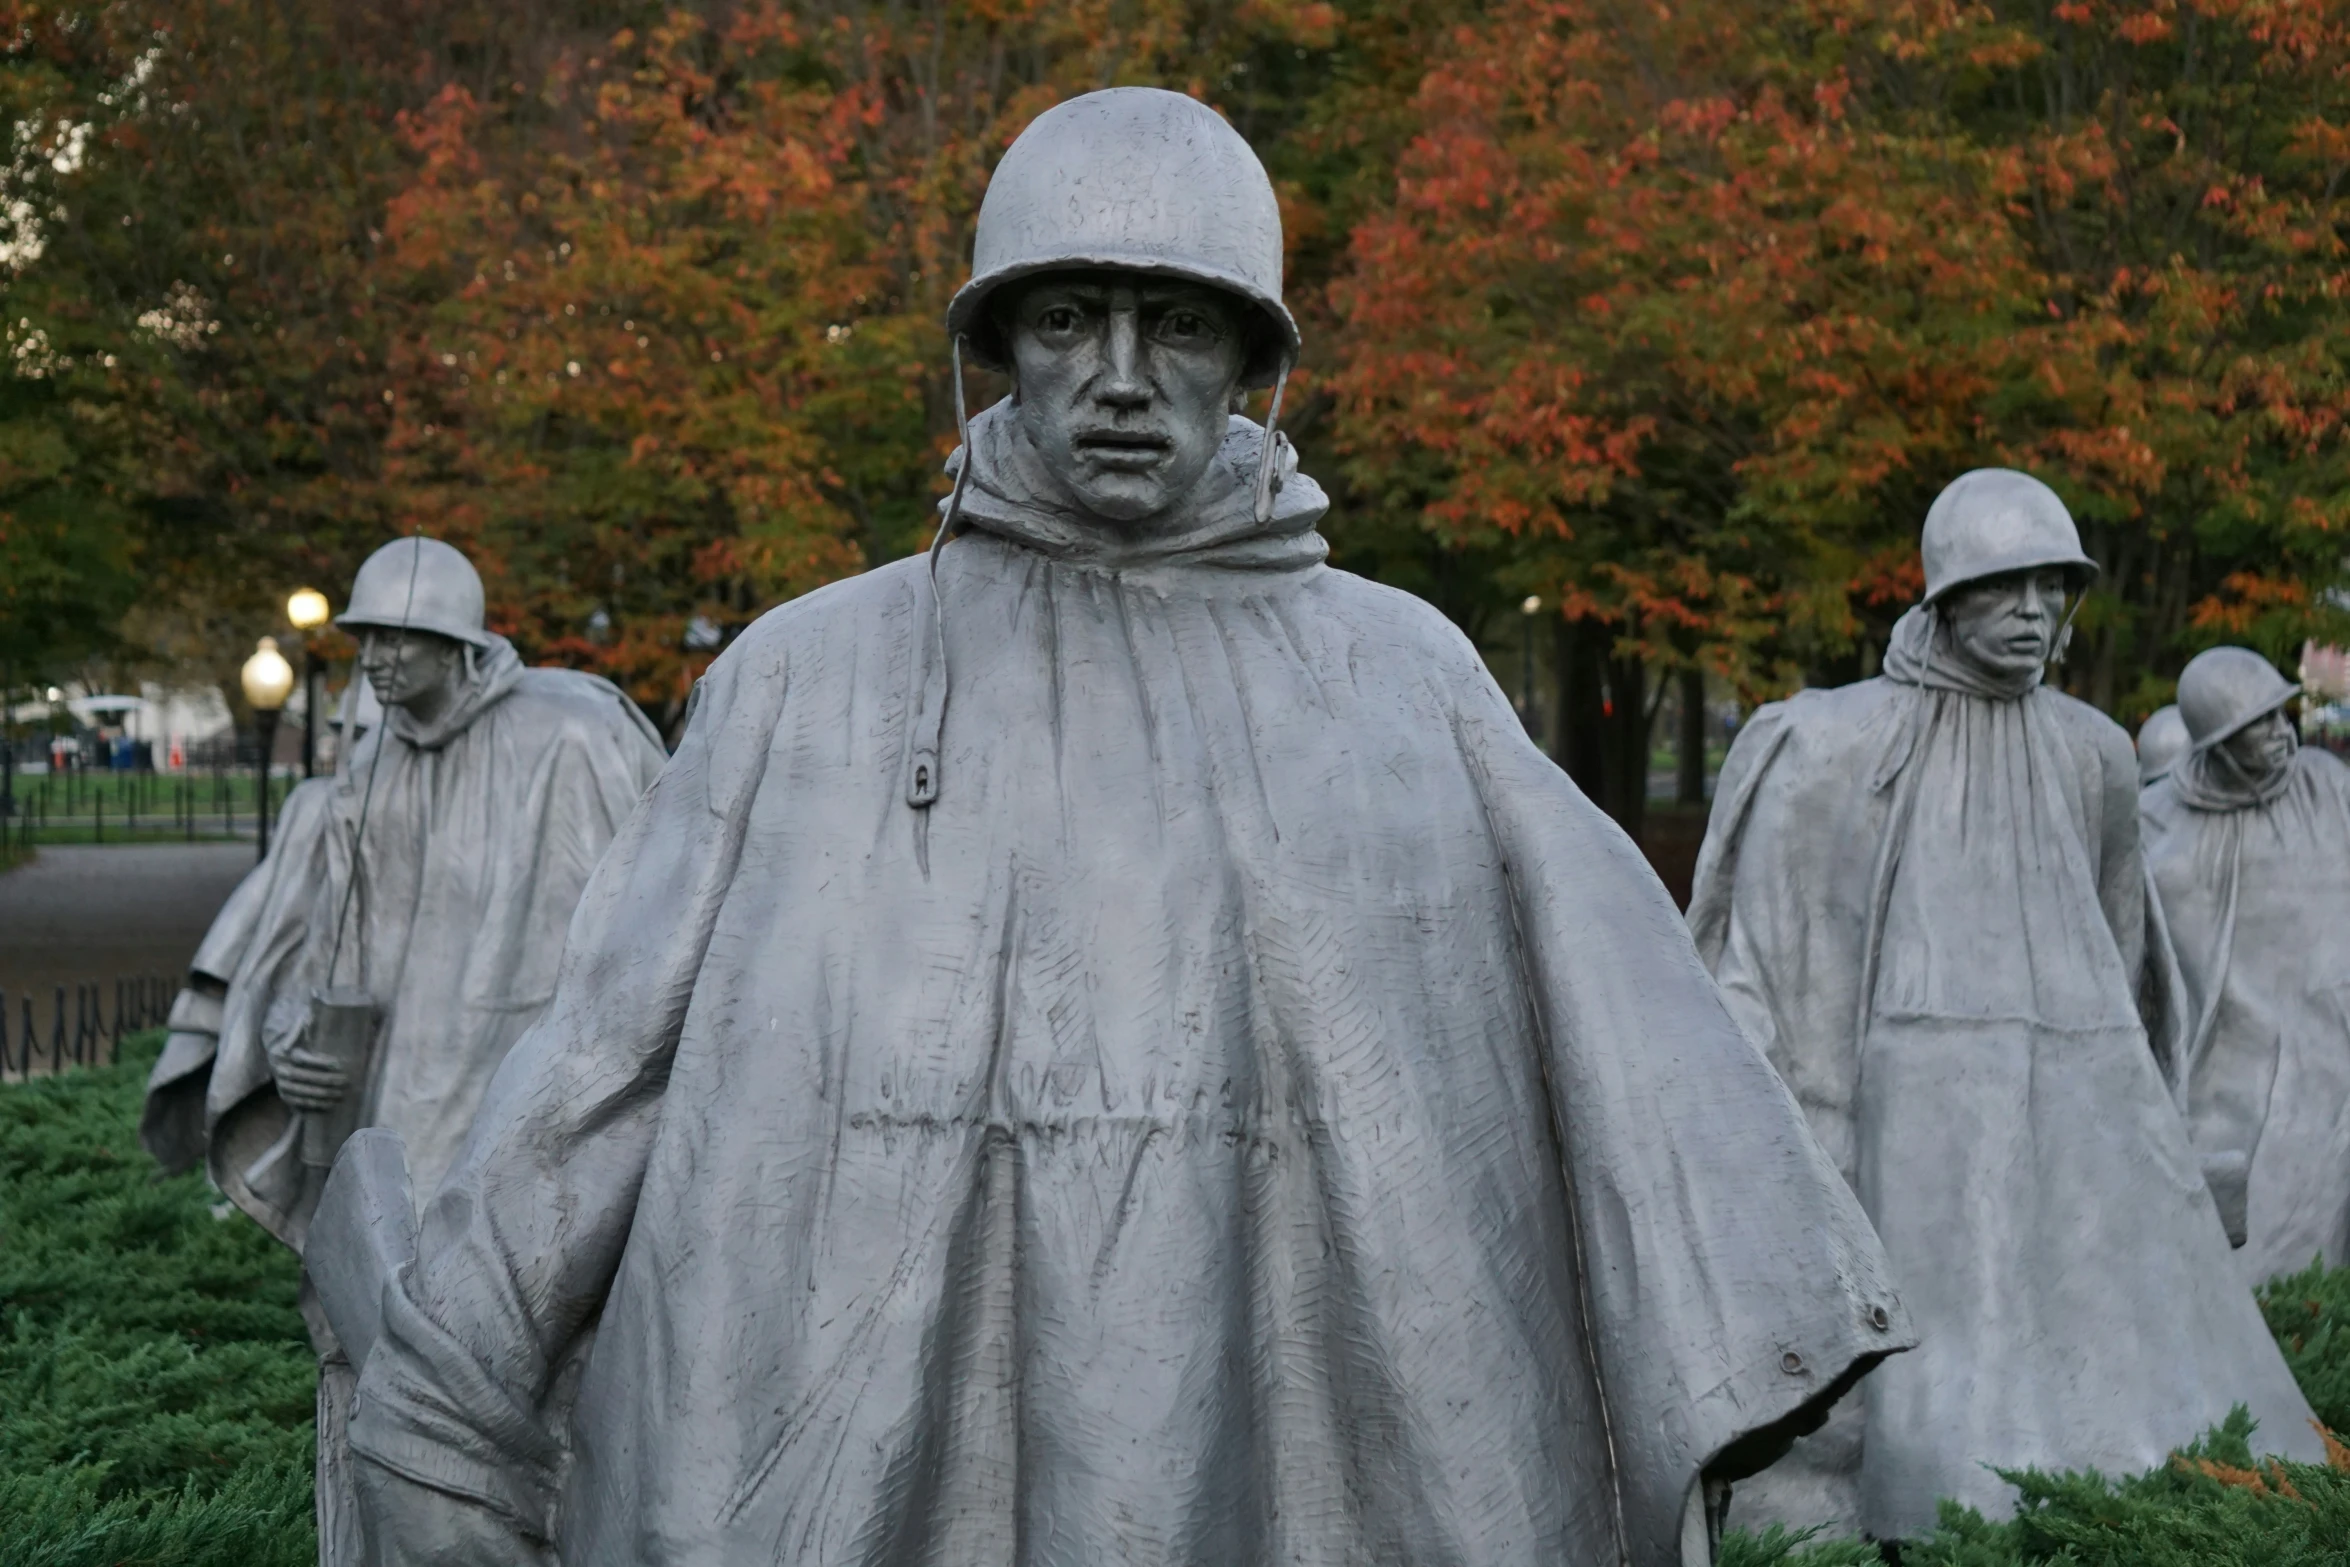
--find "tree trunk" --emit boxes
[1553,617,1607,804]
[1603,652,1649,843]
[1676,666,1706,806]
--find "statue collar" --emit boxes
[941,399,1329,573]
[1881,605,2046,700]
[386,635,525,751]
[2171,740,2298,812]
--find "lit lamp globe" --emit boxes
[241,637,296,712]
[287,588,331,631]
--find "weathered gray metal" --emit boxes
[1918,468,2099,604]
[1690,499,2321,1542]
[2178,644,2299,751]
[2145,645,2350,1284]
[335,536,497,647]
[2138,704,2189,787]
[139,539,667,1567]
[334,86,1911,1567]
[946,86,1298,385]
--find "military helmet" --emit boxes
[946,87,1298,387]
[2136,705,2189,786]
[335,536,494,647]
[2177,646,2299,750]
[1919,469,2100,604]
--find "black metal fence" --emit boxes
[0,977,172,1077]
[0,760,298,852]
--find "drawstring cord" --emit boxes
[906,337,974,809]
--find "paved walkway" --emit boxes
[0,844,255,1055]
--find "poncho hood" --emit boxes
[2170,737,2299,812]
[385,634,526,751]
[947,399,1329,572]
[1881,604,2046,700]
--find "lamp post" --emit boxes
[240,637,295,862]
[286,588,331,777]
[1519,595,1543,743]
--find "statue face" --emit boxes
[1003,272,1251,525]
[358,628,466,711]
[1940,567,2070,682]
[2219,707,2296,780]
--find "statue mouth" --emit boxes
[1074,430,1172,470]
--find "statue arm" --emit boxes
[346,646,786,1544]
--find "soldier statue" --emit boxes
[142,535,667,1564]
[2143,646,2350,1284]
[1689,471,2321,1542]
[2138,703,2189,787]
[321,88,1908,1567]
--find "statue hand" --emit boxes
[275,1047,351,1115]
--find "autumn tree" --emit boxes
[1331,0,2350,831]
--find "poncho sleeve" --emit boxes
[345,633,788,1540]
[1457,674,1911,1567]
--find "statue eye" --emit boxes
[1155,309,1216,342]
[1034,305,1084,335]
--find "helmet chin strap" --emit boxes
[1253,355,1293,526]
[906,337,975,812]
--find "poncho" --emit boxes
[2143,741,2350,1287]
[195,638,667,1248]
[1688,608,2321,1540]
[345,407,1910,1567]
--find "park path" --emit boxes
[0,844,254,1058]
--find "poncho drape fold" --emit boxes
[347,408,1910,1567]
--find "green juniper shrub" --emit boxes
[0,1034,316,1567]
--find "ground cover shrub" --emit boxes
[0,1034,314,1566]
[11,1036,2350,1564]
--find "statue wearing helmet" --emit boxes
[2142,645,2350,1285]
[139,535,667,1567]
[336,89,1909,1567]
[2137,704,2190,787]
[1690,473,2321,1540]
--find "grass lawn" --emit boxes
[9,1039,2350,1564]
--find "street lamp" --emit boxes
[286,587,331,777]
[240,637,295,862]
[1519,595,1543,743]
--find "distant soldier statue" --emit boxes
[142,536,666,1565]
[322,88,1908,1567]
[1689,471,2321,1542]
[2138,703,2189,787]
[2143,646,2350,1284]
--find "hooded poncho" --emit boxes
[1688,607,2321,1540]
[2143,740,2350,1286]
[345,406,1910,1567]
[178,638,667,1248]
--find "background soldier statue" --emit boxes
[146,535,667,1566]
[324,88,1908,1567]
[1689,470,2321,1542]
[2139,704,2190,787]
[2143,646,2350,1284]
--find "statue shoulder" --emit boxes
[2036,687,2136,780]
[1300,567,1495,684]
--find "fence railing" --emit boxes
[0,977,172,1078]
[0,765,299,851]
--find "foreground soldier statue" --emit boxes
[1689,470,2322,1542]
[2143,647,2350,1284]
[324,88,1910,1567]
[142,536,667,1565]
